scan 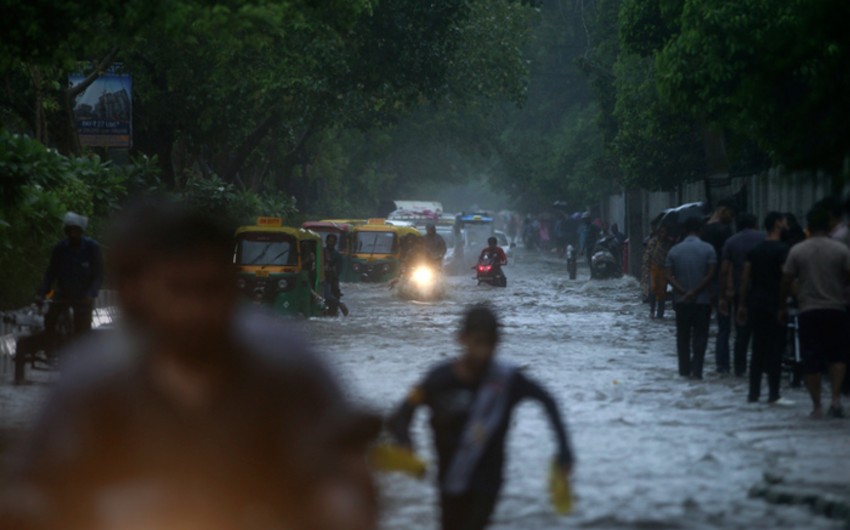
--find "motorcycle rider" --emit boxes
[478,237,507,269]
[422,223,448,267]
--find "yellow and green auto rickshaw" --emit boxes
[234,218,325,317]
[350,219,421,282]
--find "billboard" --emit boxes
[69,68,132,148]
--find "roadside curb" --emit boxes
[750,477,850,528]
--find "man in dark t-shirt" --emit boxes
[702,199,737,374]
[388,306,574,530]
[738,212,789,403]
[720,214,766,376]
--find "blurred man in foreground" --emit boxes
[388,305,574,530]
[0,201,379,530]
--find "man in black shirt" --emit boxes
[738,212,789,403]
[0,202,379,530]
[388,306,574,530]
[702,199,737,374]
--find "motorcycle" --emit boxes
[396,261,444,301]
[476,252,507,287]
[565,244,578,280]
[589,236,623,280]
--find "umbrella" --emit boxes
[659,202,707,228]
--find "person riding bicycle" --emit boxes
[36,212,104,339]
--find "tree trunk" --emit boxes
[27,65,48,144]
[221,112,281,183]
[701,125,732,208]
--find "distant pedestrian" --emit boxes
[737,212,789,403]
[610,223,626,245]
[719,213,766,376]
[666,217,717,379]
[782,213,806,248]
[646,227,673,319]
[780,205,850,418]
[702,199,737,374]
[388,305,574,530]
[578,212,599,267]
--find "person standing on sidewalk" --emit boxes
[702,199,737,374]
[665,217,717,379]
[780,205,850,418]
[388,305,574,530]
[719,213,766,376]
[646,226,673,319]
[737,212,788,403]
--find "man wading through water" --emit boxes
[388,306,574,530]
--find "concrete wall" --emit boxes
[619,169,839,276]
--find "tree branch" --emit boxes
[222,111,283,182]
[68,46,119,99]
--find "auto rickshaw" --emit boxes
[350,219,421,282]
[234,217,325,317]
[302,221,356,282]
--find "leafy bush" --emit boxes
[0,131,159,308]
[181,174,297,226]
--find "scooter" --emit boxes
[476,252,507,287]
[589,237,623,280]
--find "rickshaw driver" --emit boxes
[324,234,349,316]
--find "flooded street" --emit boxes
[310,250,848,529]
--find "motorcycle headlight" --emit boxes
[411,266,435,286]
[277,278,289,289]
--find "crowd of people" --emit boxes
[643,198,850,417]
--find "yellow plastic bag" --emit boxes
[549,460,573,515]
[370,444,427,479]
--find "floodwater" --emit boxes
[309,250,847,529]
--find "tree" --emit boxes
[655,0,850,179]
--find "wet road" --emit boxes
[310,250,847,529]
